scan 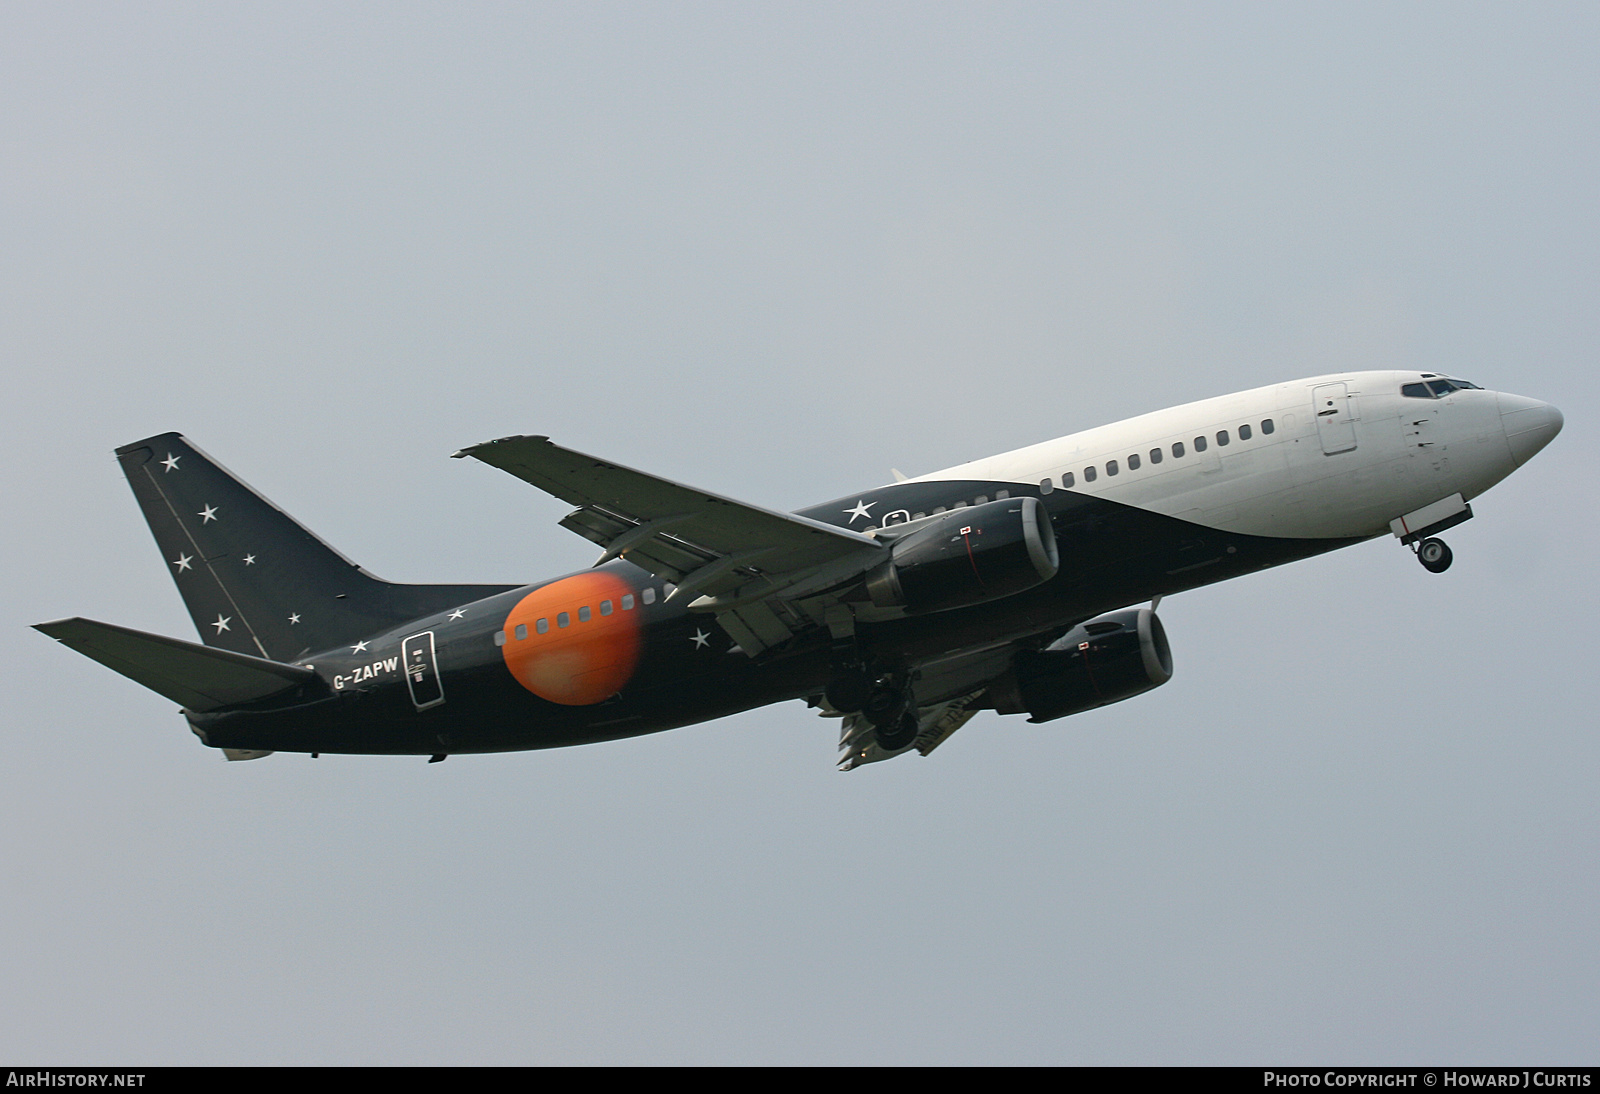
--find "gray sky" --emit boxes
[4,2,1595,1064]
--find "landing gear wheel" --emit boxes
[862,685,907,729]
[824,671,872,714]
[1417,537,1453,574]
[875,711,919,752]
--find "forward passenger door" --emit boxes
[1312,383,1358,455]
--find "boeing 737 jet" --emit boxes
[36,371,1561,769]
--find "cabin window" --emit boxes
[954,499,969,508]
[1084,465,1097,482]
[1217,430,1230,446]
[974,495,987,505]
[1106,460,1119,476]
[557,612,570,628]
[1194,435,1207,452]
[1150,448,1162,464]
[1261,418,1275,434]
[536,617,549,634]
[995,489,1010,500]
[913,512,925,519]
[600,599,613,616]
[664,583,676,598]
[1172,441,1185,458]
[642,587,656,605]
[493,630,507,646]
[1238,423,1252,440]
[1039,478,1053,494]
[1127,453,1141,470]
[515,623,528,640]
[621,594,635,610]
[1062,472,1075,488]
[578,605,591,622]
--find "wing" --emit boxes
[455,435,887,655]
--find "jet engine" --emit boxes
[988,607,1172,723]
[865,496,1060,613]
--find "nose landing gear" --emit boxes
[1415,537,1453,574]
[1391,495,1471,575]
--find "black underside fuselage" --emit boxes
[188,480,1358,756]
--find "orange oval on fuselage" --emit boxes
[501,571,642,705]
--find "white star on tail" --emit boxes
[172,554,193,572]
[212,615,231,633]
[242,554,256,565]
[197,504,218,523]
[844,499,874,522]
[351,640,369,653]
[448,609,465,620]
[288,613,301,624]
[161,453,180,472]
[690,629,711,649]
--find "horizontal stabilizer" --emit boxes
[34,617,321,712]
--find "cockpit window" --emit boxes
[1407,377,1482,399]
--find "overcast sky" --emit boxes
[4,2,1595,1065]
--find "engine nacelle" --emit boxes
[989,607,1173,723]
[865,496,1060,613]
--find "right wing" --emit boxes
[456,435,888,655]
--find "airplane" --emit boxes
[34,370,1562,770]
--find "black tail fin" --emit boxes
[116,434,515,661]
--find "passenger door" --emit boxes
[1312,383,1358,455]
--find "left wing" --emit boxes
[456,435,887,654]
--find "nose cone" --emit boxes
[1498,392,1564,466]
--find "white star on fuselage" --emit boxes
[197,504,218,523]
[242,554,256,565]
[351,640,369,653]
[161,453,180,472]
[690,629,711,649]
[448,609,465,620]
[212,614,231,633]
[844,499,874,522]
[288,613,301,625]
[172,553,193,572]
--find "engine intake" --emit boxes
[989,607,1173,723]
[865,496,1059,613]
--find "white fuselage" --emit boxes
[910,370,1562,542]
